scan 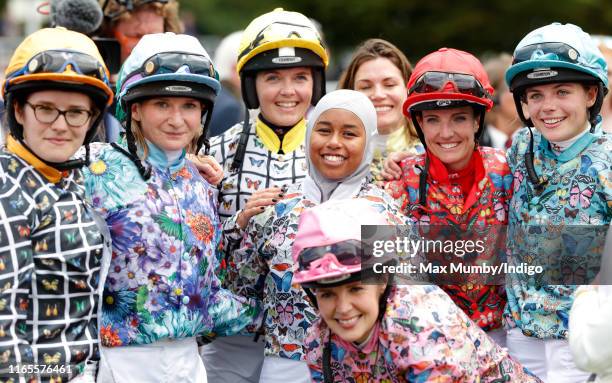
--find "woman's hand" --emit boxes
[236,187,286,229]
[188,154,224,185]
[381,151,411,180]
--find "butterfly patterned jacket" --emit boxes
[504,125,612,339]
[208,117,308,222]
[83,141,261,348]
[305,285,541,383]
[385,147,512,332]
[0,137,111,382]
[305,285,542,383]
[225,181,405,361]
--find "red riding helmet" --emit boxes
[403,48,494,145]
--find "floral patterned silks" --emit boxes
[504,125,612,339]
[385,147,512,331]
[304,285,542,383]
[83,142,260,347]
[225,181,406,361]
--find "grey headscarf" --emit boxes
[303,89,377,203]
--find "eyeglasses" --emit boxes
[125,52,217,82]
[238,21,323,61]
[25,102,94,127]
[512,42,581,66]
[409,71,489,98]
[101,0,168,20]
[24,50,109,83]
[298,239,369,270]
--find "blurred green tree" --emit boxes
[179,0,612,64]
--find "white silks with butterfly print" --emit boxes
[303,89,378,203]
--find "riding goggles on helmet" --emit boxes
[512,42,581,66]
[18,50,109,83]
[124,52,217,83]
[409,71,490,98]
[298,239,368,270]
[238,21,323,62]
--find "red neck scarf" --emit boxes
[427,148,484,198]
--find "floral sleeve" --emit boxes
[206,190,264,336]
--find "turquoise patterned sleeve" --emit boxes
[505,127,531,174]
[597,145,612,215]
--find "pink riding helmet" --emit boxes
[292,199,391,286]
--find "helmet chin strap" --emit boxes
[18,138,89,171]
[511,83,603,190]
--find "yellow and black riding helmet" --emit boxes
[237,8,329,109]
[2,27,114,170]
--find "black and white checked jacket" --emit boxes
[0,148,109,382]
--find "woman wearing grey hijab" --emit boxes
[303,89,378,203]
[221,89,406,382]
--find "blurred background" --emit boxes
[1,0,612,83]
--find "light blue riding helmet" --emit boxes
[505,23,608,189]
[116,32,220,121]
[113,33,220,177]
[506,22,608,128]
[506,22,607,88]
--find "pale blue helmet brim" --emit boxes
[505,59,606,89]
